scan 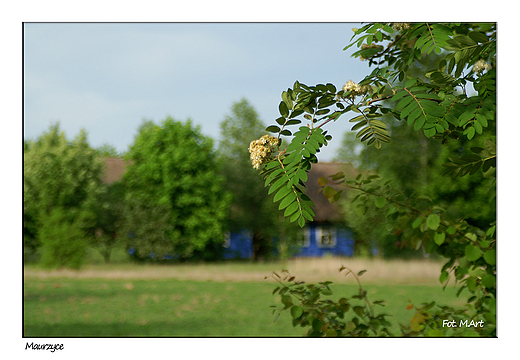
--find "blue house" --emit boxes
[222,230,254,259]
[290,162,357,258]
[101,158,357,260]
[292,225,355,257]
[223,163,358,259]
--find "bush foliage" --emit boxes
[24,123,104,266]
[255,22,496,337]
[38,207,89,269]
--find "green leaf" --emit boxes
[423,126,436,138]
[410,313,426,332]
[326,83,337,93]
[375,197,387,208]
[465,245,482,262]
[412,217,423,229]
[397,96,414,110]
[483,249,496,265]
[426,214,441,230]
[375,30,383,41]
[434,232,446,245]
[289,211,300,223]
[473,120,483,134]
[290,305,303,319]
[475,113,488,128]
[284,201,300,217]
[281,295,293,308]
[266,125,280,133]
[282,91,293,109]
[468,31,489,43]
[278,191,296,210]
[428,329,444,337]
[322,186,337,200]
[405,78,417,88]
[353,306,365,317]
[301,208,314,221]
[273,184,292,203]
[351,120,368,131]
[321,288,333,296]
[481,274,495,288]
[297,215,306,228]
[349,114,366,123]
[317,176,328,186]
[279,101,289,118]
[264,160,281,170]
[439,270,449,284]
[464,126,476,140]
[466,276,478,292]
[312,318,323,332]
[391,90,408,102]
[285,119,301,126]
[345,321,356,332]
[400,102,416,119]
[275,117,286,125]
[407,108,422,126]
[316,108,330,116]
[268,175,289,195]
[483,157,495,173]
[414,115,426,131]
[297,168,308,182]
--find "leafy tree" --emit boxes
[333,132,363,168]
[120,117,231,261]
[335,119,445,258]
[83,180,126,263]
[218,98,300,261]
[426,135,496,230]
[255,23,496,336]
[95,143,121,157]
[24,122,103,263]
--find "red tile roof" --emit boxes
[100,157,130,184]
[305,162,359,223]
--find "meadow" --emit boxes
[24,255,466,337]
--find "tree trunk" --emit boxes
[252,230,266,262]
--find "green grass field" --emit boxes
[24,258,466,337]
[23,278,463,337]
[23,258,472,337]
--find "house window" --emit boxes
[296,228,311,248]
[316,227,336,248]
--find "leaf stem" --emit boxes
[341,266,377,332]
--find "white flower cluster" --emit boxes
[472,59,492,74]
[248,135,279,169]
[342,80,369,97]
[393,23,411,32]
[343,80,361,94]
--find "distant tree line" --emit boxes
[23,99,300,268]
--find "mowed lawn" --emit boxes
[24,259,466,337]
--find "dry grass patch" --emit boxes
[284,257,443,285]
[24,257,444,285]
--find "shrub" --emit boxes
[38,207,89,269]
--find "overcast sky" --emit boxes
[23,22,372,161]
